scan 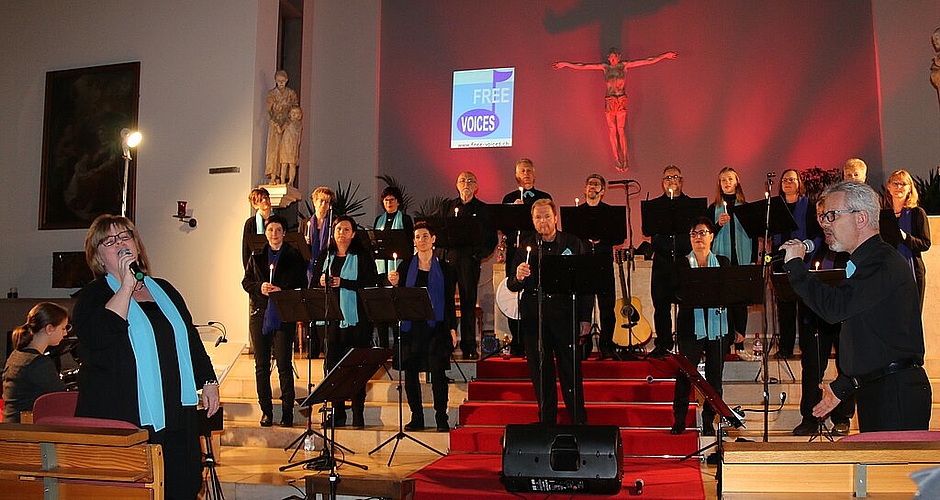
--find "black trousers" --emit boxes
[776,300,798,357]
[520,299,587,425]
[451,255,481,354]
[673,333,731,428]
[404,364,449,426]
[799,312,855,423]
[249,315,295,416]
[855,366,931,432]
[650,264,676,351]
[148,406,202,500]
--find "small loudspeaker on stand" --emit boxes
[500,424,623,494]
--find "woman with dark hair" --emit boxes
[387,221,458,432]
[373,185,413,348]
[671,216,732,436]
[2,302,69,423]
[707,166,752,353]
[243,214,308,427]
[313,215,378,428]
[72,214,219,500]
[881,169,931,309]
[772,168,819,358]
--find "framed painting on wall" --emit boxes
[38,61,140,229]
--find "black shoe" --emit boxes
[670,423,685,435]
[436,423,450,432]
[831,422,850,436]
[278,416,294,427]
[322,415,347,428]
[260,414,273,427]
[352,413,365,428]
[792,420,818,436]
[648,346,669,358]
[467,351,479,360]
[404,420,426,431]
[701,423,715,436]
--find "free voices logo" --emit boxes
[451,67,514,148]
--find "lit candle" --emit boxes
[722,200,727,214]
[814,261,820,271]
[575,197,579,206]
[525,246,532,264]
[668,188,674,200]
[454,207,459,217]
[519,186,524,201]
[392,252,398,271]
[306,219,311,239]
[765,191,770,199]
[269,264,274,283]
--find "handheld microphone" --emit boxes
[119,248,145,281]
[766,172,776,177]
[765,239,815,264]
[607,179,634,186]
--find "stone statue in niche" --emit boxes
[278,106,303,187]
[931,28,940,112]
[553,47,677,172]
[264,70,299,184]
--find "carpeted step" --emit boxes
[475,357,678,380]
[448,426,700,456]
[458,402,693,428]
[467,379,681,402]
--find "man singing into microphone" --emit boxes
[507,199,591,425]
[780,181,931,432]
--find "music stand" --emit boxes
[488,204,535,234]
[655,353,744,498]
[363,229,412,264]
[540,253,606,424]
[416,216,484,249]
[734,198,798,242]
[359,286,447,465]
[283,347,391,474]
[269,288,353,465]
[640,196,707,238]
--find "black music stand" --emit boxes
[359,286,447,465]
[363,229,412,266]
[541,253,606,424]
[735,197,798,243]
[488,204,535,234]
[269,288,352,466]
[655,353,744,498]
[283,347,391,480]
[417,216,484,249]
[640,196,707,353]
[245,233,312,262]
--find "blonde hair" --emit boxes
[83,215,151,277]
[884,169,919,209]
[713,166,746,206]
[311,186,334,202]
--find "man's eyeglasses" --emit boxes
[98,230,134,247]
[663,175,682,181]
[689,230,712,237]
[457,178,477,184]
[817,209,860,223]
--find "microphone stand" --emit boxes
[536,236,545,424]
[759,175,774,443]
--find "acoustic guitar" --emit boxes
[613,248,652,347]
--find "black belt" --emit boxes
[850,359,921,389]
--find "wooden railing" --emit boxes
[0,423,163,500]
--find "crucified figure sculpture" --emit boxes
[553,47,677,172]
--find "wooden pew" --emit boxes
[722,440,940,499]
[0,423,163,500]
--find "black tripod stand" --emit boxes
[199,407,225,500]
[269,288,356,467]
[360,286,446,466]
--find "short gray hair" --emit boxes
[821,180,880,229]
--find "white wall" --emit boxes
[0,1,280,345]
[873,0,940,179]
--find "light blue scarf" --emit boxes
[375,211,404,275]
[687,252,728,340]
[106,274,197,431]
[321,253,360,327]
[712,201,752,265]
[254,212,265,234]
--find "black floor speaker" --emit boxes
[500,424,623,494]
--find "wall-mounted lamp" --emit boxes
[174,200,197,227]
[120,128,142,217]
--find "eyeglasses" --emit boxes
[890,181,909,188]
[663,175,682,181]
[457,178,477,184]
[98,230,134,247]
[781,178,799,184]
[689,230,712,237]
[817,209,860,223]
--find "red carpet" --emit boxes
[409,357,706,498]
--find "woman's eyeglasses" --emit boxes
[689,230,712,237]
[98,230,134,247]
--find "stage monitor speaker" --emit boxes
[500,424,623,494]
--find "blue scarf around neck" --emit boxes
[375,211,404,274]
[687,252,728,340]
[400,255,445,332]
[321,253,360,327]
[105,274,197,431]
